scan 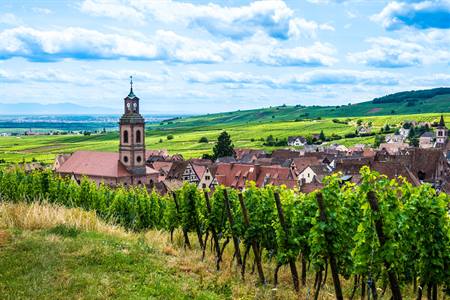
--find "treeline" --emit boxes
[0,168,449,299]
[372,88,450,104]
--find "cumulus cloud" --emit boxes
[81,0,333,40]
[373,1,450,30]
[0,26,229,63]
[0,26,337,66]
[186,69,399,89]
[348,33,450,67]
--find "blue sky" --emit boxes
[0,0,449,114]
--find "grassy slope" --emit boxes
[0,112,447,164]
[1,201,420,300]
[0,202,312,299]
[158,93,450,128]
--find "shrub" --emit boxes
[198,137,209,143]
[167,135,174,140]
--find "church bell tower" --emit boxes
[119,76,146,175]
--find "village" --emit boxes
[52,84,450,195]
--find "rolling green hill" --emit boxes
[156,88,450,130]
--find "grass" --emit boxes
[0,112,447,165]
[0,201,423,299]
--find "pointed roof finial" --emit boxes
[127,75,136,98]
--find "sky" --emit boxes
[0,0,449,114]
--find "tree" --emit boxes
[213,131,235,159]
[319,130,326,141]
[198,137,209,143]
[409,136,419,147]
[374,134,385,147]
[266,135,275,144]
[167,135,174,140]
[357,119,363,126]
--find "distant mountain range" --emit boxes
[0,102,117,115]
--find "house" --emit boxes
[53,154,71,170]
[214,163,296,189]
[357,127,371,134]
[167,161,199,183]
[234,148,266,161]
[290,156,322,175]
[298,164,332,184]
[150,161,173,182]
[299,177,323,193]
[386,134,405,143]
[55,79,159,187]
[198,166,218,189]
[399,128,410,138]
[287,136,307,147]
[379,142,409,154]
[419,132,434,149]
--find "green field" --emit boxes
[0,112,447,165]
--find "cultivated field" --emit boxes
[0,113,446,165]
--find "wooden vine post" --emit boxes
[223,189,243,267]
[203,190,222,270]
[172,192,191,249]
[316,192,343,300]
[274,192,300,292]
[367,191,402,300]
[238,193,266,285]
[187,190,204,250]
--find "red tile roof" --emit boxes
[57,151,130,178]
[57,151,158,178]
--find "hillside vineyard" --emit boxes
[0,166,448,299]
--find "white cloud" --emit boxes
[0,26,338,66]
[373,1,450,30]
[186,69,400,88]
[0,26,229,63]
[81,0,333,40]
[348,33,450,67]
[248,42,338,66]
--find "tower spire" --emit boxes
[127,76,136,98]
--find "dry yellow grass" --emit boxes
[0,201,129,238]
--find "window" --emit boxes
[137,156,142,163]
[202,183,206,188]
[123,130,129,143]
[123,156,129,163]
[205,175,210,180]
[136,130,142,143]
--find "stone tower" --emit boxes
[119,76,146,175]
[435,114,448,146]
